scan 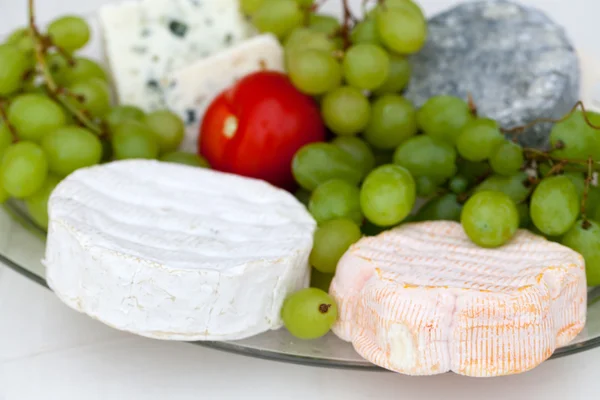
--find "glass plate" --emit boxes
[2,2,600,372]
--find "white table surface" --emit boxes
[2,0,600,399]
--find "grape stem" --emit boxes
[0,100,18,143]
[339,0,356,49]
[581,157,594,229]
[467,92,477,117]
[27,0,105,137]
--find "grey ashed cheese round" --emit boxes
[43,160,316,341]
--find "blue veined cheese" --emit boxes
[98,0,254,111]
[43,159,316,341]
[165,34,285,153]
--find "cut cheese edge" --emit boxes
[43,160,316,341]
[330,221,587,377]
[164,34,285,153]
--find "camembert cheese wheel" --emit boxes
[330,221,587,377]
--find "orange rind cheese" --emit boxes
[330,221,587,377]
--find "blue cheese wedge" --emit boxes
[43,159,316,341]
[165,34,285,152]
[98,0,254,111]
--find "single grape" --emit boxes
[240,0,265,15]
[489,141,524,176]
[310,268,334,292]
[415,193,463,222]
[68,78,111,117]
[350,19,381,45]
[25,174,62,230]
[144,110,185,154]
[343,44,389,91]
[310,218,362,273]
[47,16,91,53]
[372,54,411,96]
[456,118,505,162]
[252,0,303,40]
[461,191,519,248]
[309,179,363,225]
[321,86,370,136]
[308,14,340,36]
[516,202,531,228]
[104,105,145,132]
[292,142,363,191]
[449,175,469,194]
[281,287,338,339]
[159,151,210,168]
[550,110,600,161]
[6,29,35,68]
[331,136,376,178]
[0,141,48,198]
[368,0,426,19]
[416,175,437,197]
[474,172,530,203]
[417,95,473,143]
[41,126,103,177]
[284,28,337,58]
[7,94,67,142]
[392,135,457,180]
[288,50,342,95]
[0,44,30,96]
[530,175,579,236]
[562,220,600,286]
[50,56,107,86]
[294,188,311,207]
[363,94,417,150]
[360,164,416,227]
[0,123,12,157]
[111,120,160,160]
[375,2,427,54]
[6,27,29,44]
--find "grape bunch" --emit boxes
[0,14,209,230]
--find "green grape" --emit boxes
[0,178,8,203]
[489,141,524,176]
[530,175,579,236]
[321,86,370,136]
[294,188,311,207]
[343,44,389,91]
[309,179,362,225]
[0,44,30,96]
[416,175,437,197]
[0,123,12,157]
[308,14,340,36]
[144,110,185,154]
[47,16,91,53]
[310,268,334,292]
[363,94,417,149]
[41,126,102,177]
[562,220,600,286]
[456,118,505,162]
[350,19,381,45]
[331,136,376,178]
[368,0,425,19]
[252,0,303,40]
[50,56,107,86]
[360,164,416,226]
[25,174,62,230]
[288,50,342,95]
[111,120,160,160]
[550,111,600,161]
[6,28,29,44]
[516,202,531,228]
[417,95,473,143]
[159,151,210,168]
[415,193,462,222]
[372,54,411,95]
[68,78,111,117]
[375,2,427,54]
[310,218,362,273]
[284,28,337,66]
[392,135,457,180]
[105,105,145,132]
[563,172,600,218]
[281,287,338,339]
[449,175,469,194]
[8,94,67,142]
[0,141,48,198]
[474,172,530,203]
[5,29,35,68]
[461,191,519,248]
[240,0,265,15]
[292,142,363,191]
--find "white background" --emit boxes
[2,0,600,399]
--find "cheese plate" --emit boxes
[2,0,600,373]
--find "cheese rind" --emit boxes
[43,160,316,341]
[164,34,285,153]
[330,221,587,377]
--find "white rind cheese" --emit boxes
[43,160,316,341]
[98,0,253,111]
[330,221,587,377]
[165,34,285,153]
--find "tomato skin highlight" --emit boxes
[199,71,326,191]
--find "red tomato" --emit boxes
[199,71,326,191]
